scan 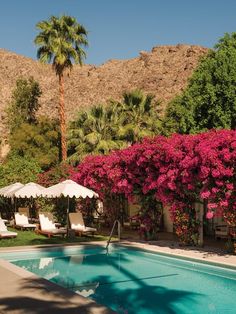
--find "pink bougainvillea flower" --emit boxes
[200,190,211,199]
[220,200,229,207]
[226,183,234,190]
[206,211,214,219]
[207,203,217,209]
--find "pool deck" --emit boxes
[122,239,236,268]
[0,240,235,313]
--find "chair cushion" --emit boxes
[0,231,17,238]
[17,223,36,228]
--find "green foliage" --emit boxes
[0,156,41,187]
[6,77,42,133]
[34,15,88,76]
[68,104,126,162]
[68,90,162,163]
[8,117,60,170]
[163,32,236,135]
[37,162,75,187]
[117,90,162,143]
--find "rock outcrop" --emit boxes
[0,44,208,138]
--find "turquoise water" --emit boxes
[2,246,236,314]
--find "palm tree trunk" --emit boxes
[59,73,67,161]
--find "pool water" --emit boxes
[3,246,236,314]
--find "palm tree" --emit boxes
[34,15,88,160]
[68,104,125,163]
[117,90,162,144]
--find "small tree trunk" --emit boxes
[59,73,67,161]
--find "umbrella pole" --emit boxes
[67,196,69,237]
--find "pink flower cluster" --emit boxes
[73,129,236,240]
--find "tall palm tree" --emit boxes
[34,15,88,160]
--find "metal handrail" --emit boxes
[106,220,121,250]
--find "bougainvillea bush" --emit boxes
[38,163,76,187]
[73,129,236,245]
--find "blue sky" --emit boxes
[1,0,236,65]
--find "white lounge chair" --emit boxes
[14,213,37,230]
[69,212,97,236]
[0,219,17,238]
[0,214,8,224]
[38,213,66,238]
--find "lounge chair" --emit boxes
[18,207,30,216]
[0,219,17,238]
[69,212,97,236]
[0,214,8,224]
[39,211,61,228]
[38,213,66,238]
[14,213,37,230]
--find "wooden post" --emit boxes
[195,202,204,246]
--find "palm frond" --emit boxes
[35,15,88,73]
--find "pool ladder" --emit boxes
[106,220,121,250]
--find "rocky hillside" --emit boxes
[0,44,208,137]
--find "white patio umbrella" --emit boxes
[13,182,46,198]
[42,180,98,199]
[0,182,25,215]
[41,179,98,235]
[7,182,46,218]
[0,182,24,197]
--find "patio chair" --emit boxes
[0,213,8,224]
[69,212,97,236]
[0,219,17,238]
[18,207,30,216]
[39,211,61,228]
[38,213,66,238]
[19,207,39,223]
[14,213,37,230]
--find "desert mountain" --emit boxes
[0,44,208,138]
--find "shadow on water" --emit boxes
[91,275,200,314]
[76,250,202,314]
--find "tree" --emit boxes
[6,77,41,133]
[68,104,125,163]
[34,15,88,161]
[117,90,162,143]
[162,32,236,135]
[0,156,41,187]
[8,117,60,170]
[68,90,162,163]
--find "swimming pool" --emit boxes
[2,245,236,314]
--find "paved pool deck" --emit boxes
[0,240,235,313]
[122,239,236,268]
